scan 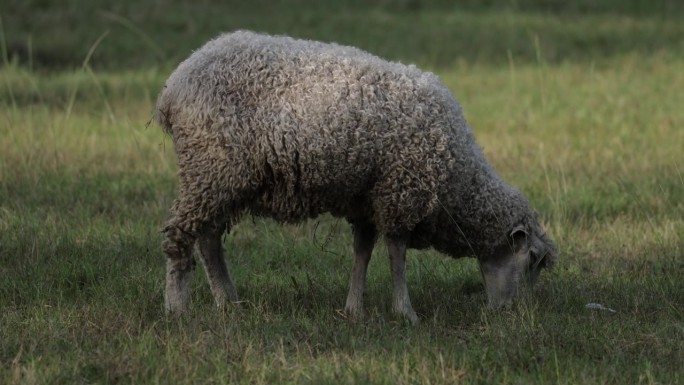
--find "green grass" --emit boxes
[1,1,684,384]
[3,0,684,70]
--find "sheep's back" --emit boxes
[157,31,460,226]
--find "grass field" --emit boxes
[1,1,683,384]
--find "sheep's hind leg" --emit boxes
[344,220,377,320]
[163,225,196,316]
[386,234,418,324]
[196,227,239,307]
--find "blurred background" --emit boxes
[3,0,684,71]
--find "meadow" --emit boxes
[1,1,683,384]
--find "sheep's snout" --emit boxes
[479,229,531,309]
[480,253,529,309]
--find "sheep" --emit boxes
[155,30,557,323]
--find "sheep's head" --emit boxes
[479,217,557,309]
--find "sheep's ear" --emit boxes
[509,224,528,253]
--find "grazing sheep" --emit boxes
[155,30,557,322]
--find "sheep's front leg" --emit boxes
[386,235,418,324]
[163,227,196,315]
[344,221,377,320]
[197,228,239,307]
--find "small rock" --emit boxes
[585,303,617,314]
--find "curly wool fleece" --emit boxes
[156,30,548,261]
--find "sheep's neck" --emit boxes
[432,167,523,259]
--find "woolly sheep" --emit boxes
[155,30,557,323]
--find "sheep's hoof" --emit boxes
[393,306,419,325]
[403,311,419,325]
[215,298,243,311]
[343,305,368,322]
[165,299,190,318]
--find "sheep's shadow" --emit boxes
[191,260,491,328]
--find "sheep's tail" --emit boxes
[154,84,174,136]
